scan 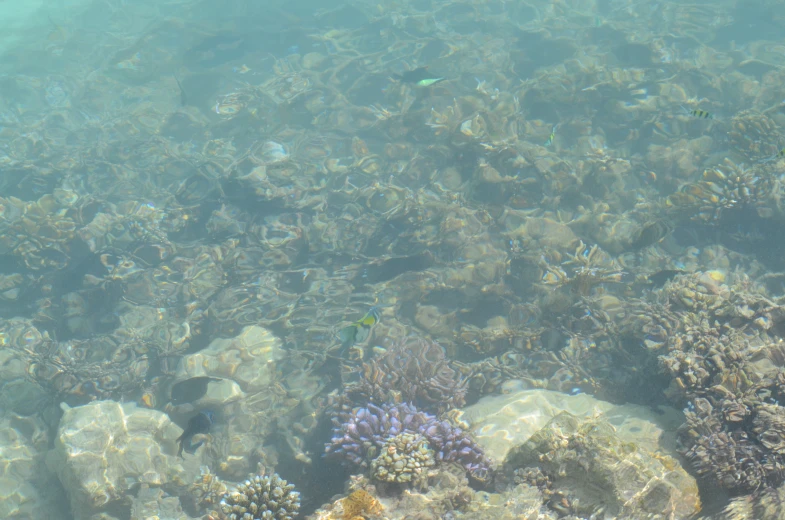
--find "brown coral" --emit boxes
[340,489,383,519]
[344,336,467,413]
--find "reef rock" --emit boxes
[505,412,701,519]
[48,400,186,518]
[0,414,63,520]
[309,470,556,520]
[460,387,682,463]
[176,325,284,393]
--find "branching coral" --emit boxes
[370,431,435,483]
[326,402,492,481]
[220,473,300,520]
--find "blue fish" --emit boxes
[176,410,215,457]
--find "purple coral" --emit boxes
[326,402,491,480]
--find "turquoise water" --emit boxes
[1,0,785,518]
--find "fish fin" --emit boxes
[184,440,204,454]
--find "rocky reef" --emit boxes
[4,0,785,517]
[47,400,186,519]
[503,412,701,518]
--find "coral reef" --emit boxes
[187,465,230,518]
[370,431,435,484]
[721,483,785,519]
[503,412,701,518]
[6,0,785,517]
[220,472,300,520]
[344,336,467,413]
[308,471,557,520]
[680,397,785,493]
[326,402,491,481]
[309,487,384,520]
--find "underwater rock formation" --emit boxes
[504,412,701,518]
[220,472,300,520]
[459,387,683,463]
[0,414,62,520]
[173,325,314,478]
[344,336,467,413]
[326,402,491,481]
[176,325,284,394]
[48,400,186,519]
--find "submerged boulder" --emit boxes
[47,400,186,519]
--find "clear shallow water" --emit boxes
[0,0,784,518]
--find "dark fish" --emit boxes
[689,109,713,119]
[173,73,187,106]
[629,219,674,250]
[176,410,215,458]
[646,269,684,288]
[393,66,445,87]
[170,376,221,405]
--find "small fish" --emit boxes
[393,67,445,87]
[415,77,446,87]
[176,410,215,458]
[338,306,381,349]
[629,219,674,250]
[173,73,187,106]
[171,376,221,405]
[139,392,156,408]
[646,269,684,288]
[681,106,713,119]
[47,15,67,43]
[545,123,560,146]
[759,148,785,163]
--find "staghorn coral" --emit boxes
[344,336,467,413]
[370,431,435,484]
[220,473,300,520]
[326,402,492,481]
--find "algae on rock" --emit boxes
[503,412,701,519]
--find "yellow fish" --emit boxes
[338,306,380,347]
[545,123,560,146]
